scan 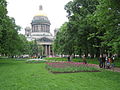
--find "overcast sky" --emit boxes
[7,0,72,34]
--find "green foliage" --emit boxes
[90,0,120,54]
[45,57,68,61]
[54,0,120,57]
[54,0,99,57]
[18,34,33,55]
[0,0,39,57]
[0,0,26,56]
[54,22,73,55]
[0,17,22,56]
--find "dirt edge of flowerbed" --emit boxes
[48,70,101,74]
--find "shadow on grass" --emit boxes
[0,58,26,67]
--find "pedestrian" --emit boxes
[82,55,87,64]
[111,56,115,71]
[112,55,115,63]
[106,57,111,69]
[98,55,102,68]
[70,55,72,61]
[101,56,106,68]
[68,55,70,62]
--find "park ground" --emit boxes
[0,58,120,90]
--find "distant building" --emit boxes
[25,5,54,56]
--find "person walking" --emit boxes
[82,55,87,64]
[106,57,111,69]
[68,55,70,62]
[98,55,102,68]
[102,56,106,68]
[111,56,115,71]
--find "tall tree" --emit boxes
[0,0,7,53]
[64,0,99,57]
[90,0,120,56]
[0,0,25,57]
[54,0,120,58]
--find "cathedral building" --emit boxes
[25,5,54,56]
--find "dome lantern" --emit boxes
[39,5,43,11]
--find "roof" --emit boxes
[31,16,50,25]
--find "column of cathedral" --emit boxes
[40,25,49,32]
[48,45,51,55]
[42,45,52,56]
[32,26,33,32]
[45,45,47,55]
[31,24,50,32]
[44,25,46,32]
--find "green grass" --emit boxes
[26,60,47,63]
[0,59,120,90]
[44,57,67,61]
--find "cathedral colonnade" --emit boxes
[41,45,54,56]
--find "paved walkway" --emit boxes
[95,65,120,72]
[110,67,120,72]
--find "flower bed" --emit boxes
[46,62,100,73]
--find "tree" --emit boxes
[0,0,7,53]
[54,0,120,58]
[64,0,99,57]
[0,0,26,57]
[90,0,120,56]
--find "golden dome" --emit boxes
[34,5,47,17]
[34,13,47,17]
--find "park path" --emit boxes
[95,64,120,72]
[104,67,120,72]
[111,67,120,72]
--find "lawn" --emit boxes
[0,58,120,90]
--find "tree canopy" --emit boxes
[54,0,120,57]
[0,0,34,57]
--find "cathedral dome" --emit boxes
[31,5,50,25]
[31,15,50,25]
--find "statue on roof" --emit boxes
[39,5,43,11]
